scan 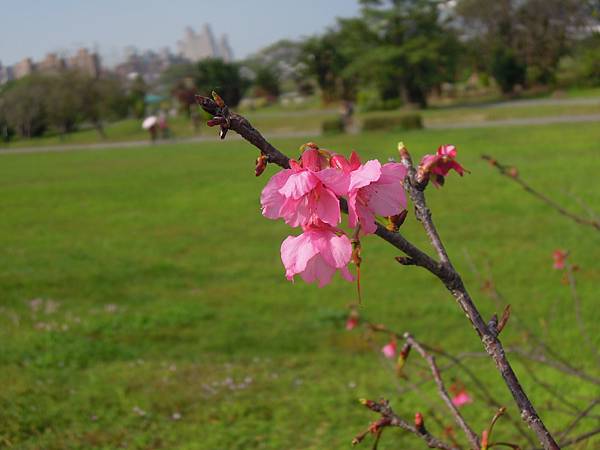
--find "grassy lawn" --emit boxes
[1,123,599,449]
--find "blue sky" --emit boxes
[0,0,361,66]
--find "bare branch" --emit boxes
[405,333,480,449]
[356,399,457,450]
[482,155,600,231]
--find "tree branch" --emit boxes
[482,155,600,231]
[404,333,480,449]
[197,95,559,450]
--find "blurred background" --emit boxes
[1,1,599,449]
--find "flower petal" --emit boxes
[315,186,341,226]
[260,169,292,219]
[280,233,318,280]
[279,170,319,200]
[349,160,381,191]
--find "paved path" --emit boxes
[427,113,600,129]
[2,112,599,155]
[0,131,319,155]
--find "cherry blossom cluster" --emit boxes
[260,143,464,287]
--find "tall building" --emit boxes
[177,24,233,62]
[218,35,234,62]
[38,53,65,74]
[68,48,101,78]
[13,58,34,79]
[0,62,14,84]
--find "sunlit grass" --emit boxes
[1,123,599,449]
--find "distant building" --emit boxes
[114,47,185,84]
[218,35,234,62]
[13,58,35,79]
[177,24,233,62]
[0,62,14,84]
[68,48,100,78]
[38,53,65,74]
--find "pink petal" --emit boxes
[356,201,377,235]
[279,170,319,200]
[347,191,359,228]
[378,162,407,184]
[438,145,457,158]
[311,230,352,268]
[300,254,336,287]
[300,148,323,172]
[315,185,341,226]
[260,170,292,219]
[316,167,350,196]
[349,151,362,170]
[330,154,352,172]
[280,233,318,280]
[349,160,381,191]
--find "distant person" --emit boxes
[158,111,170,139]
[142,116,158,143]
[341,100,354,129]
[149,124,157,143]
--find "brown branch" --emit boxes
[197,95,559,450]
[399,149,559,450]
[510,349,600,386]
[404,333,480,449]
[428,347,536,447]
[565,262,600,363]
[557,399,600,442]
[558,426,600,448]
[356,399,457,450]
[482,155,600,231]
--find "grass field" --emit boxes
[1,123,599,449]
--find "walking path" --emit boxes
[1,113,599,155]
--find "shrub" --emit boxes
[361,113,423,132]
[321,117,346,135]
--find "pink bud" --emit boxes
[451,390,472,407]
[552,249,568,270]
[346,313,359,330]
[381,340,397,359]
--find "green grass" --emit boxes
[1,124,599,449]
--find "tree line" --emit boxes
[2,0,599,141]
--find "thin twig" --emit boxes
[405,333,480,449]
[482,155,600,231]
[557,399,600,442]
[565,262,600,363]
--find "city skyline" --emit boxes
[0,0,361,67]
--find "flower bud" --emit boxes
[255,154,268,177]
[415,412,425,433]
[211,91,225,107]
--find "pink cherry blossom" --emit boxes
[552,249,568,270]
[346,312,359,330]
[451,390,473,407]
[261,148,341,227]
[280,222,353,287]
[419,145,465,187]
[381,340,397,359]
[325,151,407,234]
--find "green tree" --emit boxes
[0,77,47,138]
[195,58,246,107]
[252,66,280,99]
[301,1,460,107]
